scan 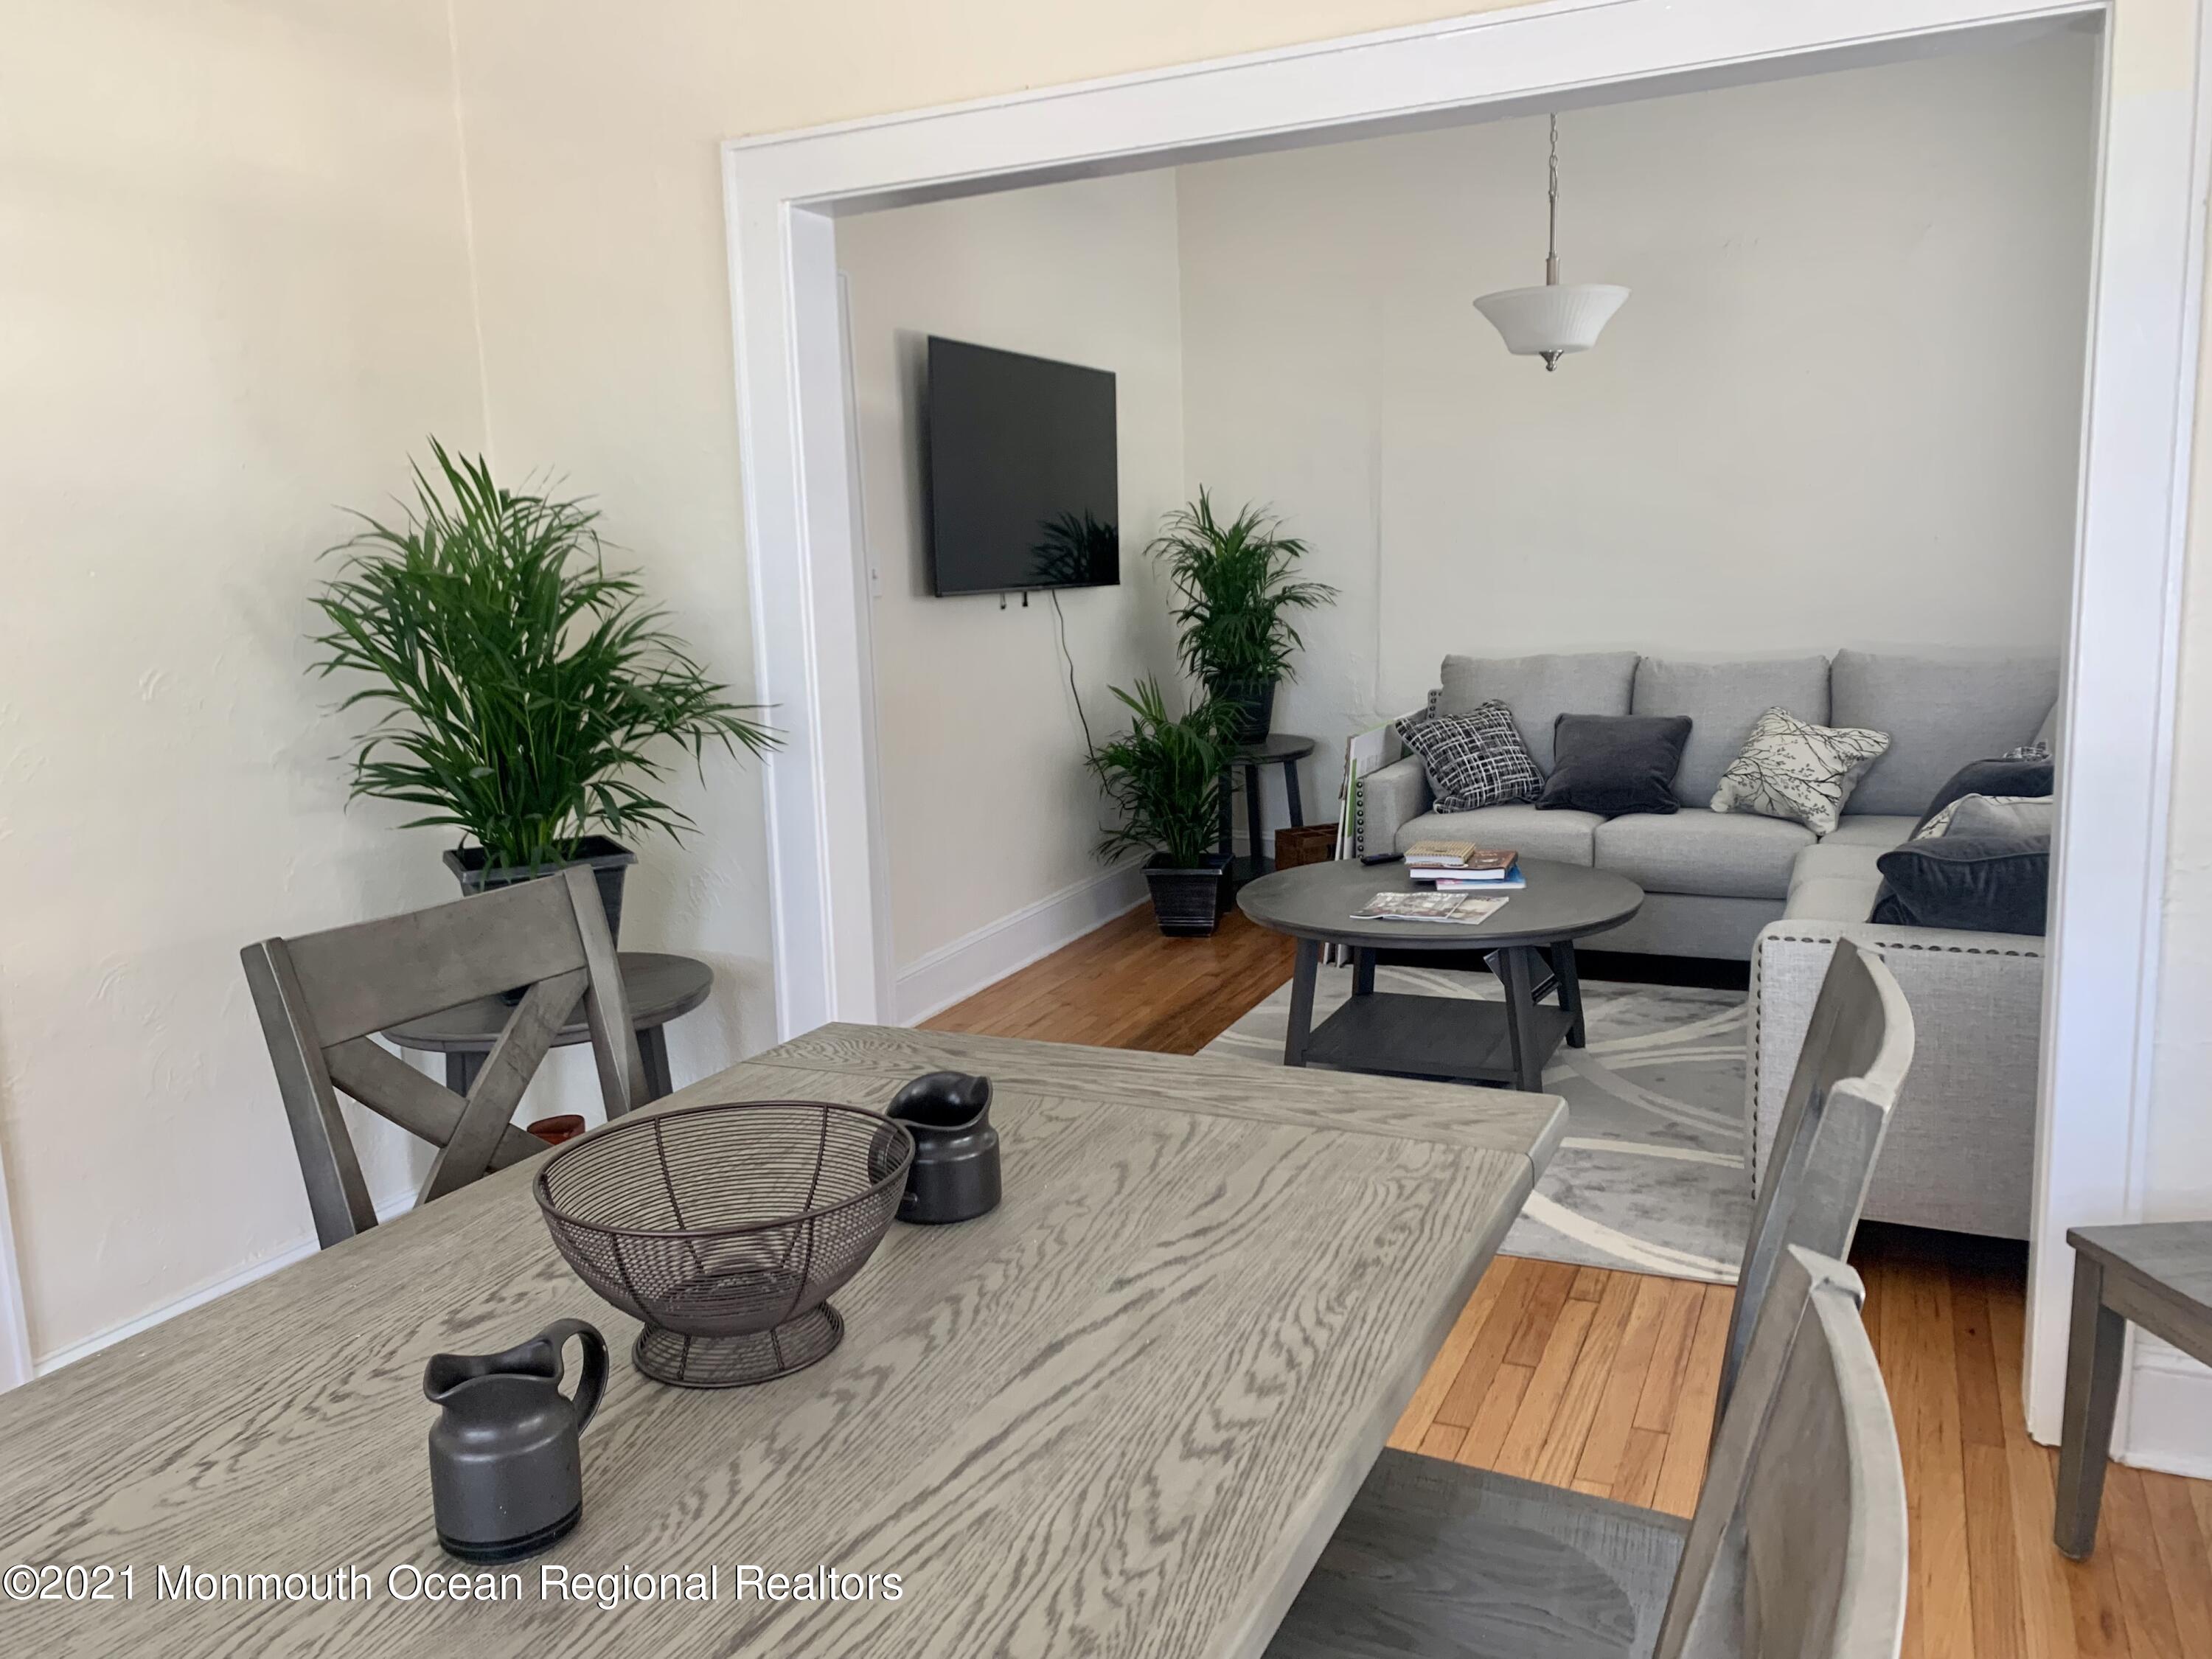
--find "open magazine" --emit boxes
[1352,891,1511,926]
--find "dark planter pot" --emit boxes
[1214,678,1278,743]
[443,835,638,942]
[1145,853,1228,938]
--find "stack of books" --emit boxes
[1403,840,1525,891]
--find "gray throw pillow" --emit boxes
[1537,714,1693,817]
[1871,833,2050,935]
[1394,700,1540,812]
[1912,756,2054,837]
[1944,794,2056,841]
[1711,707,1891,837]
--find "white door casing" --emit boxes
[721,0,2206,1460]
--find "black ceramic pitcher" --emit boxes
[888,1071,1001,1224]
[424,1318,607,1562]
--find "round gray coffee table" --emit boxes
[1237,858,1643,1092]
[384,951,712,1104]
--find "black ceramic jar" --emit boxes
[886,1071,1001,1225]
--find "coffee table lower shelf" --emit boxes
[1300,991,1577,1087]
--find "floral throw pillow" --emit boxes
[1710,706,1891,837]
[1395,699,1541,812]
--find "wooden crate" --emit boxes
[1274,824,1340,870]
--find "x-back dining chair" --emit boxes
[241,866,649,1248]
[1270,1247,1909,1659]
[1263,939,1916,1659]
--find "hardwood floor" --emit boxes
[926,903,2212,1659]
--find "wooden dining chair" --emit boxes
[1718,939,1914,1417]
[1651,1245,1910,1658]
[1262,941,1915,1659]
[241,866,649,1248]
[1268,1248,1907,1659]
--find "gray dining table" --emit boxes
[0,1022,1562,1658]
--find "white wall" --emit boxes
[836,176,1186,1015]
[1175,35,2096,819]
[0,0,489,1362]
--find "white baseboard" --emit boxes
[2117,1338,2212,1479]
[894,863,1149,1026]
[32,1186,417,1380]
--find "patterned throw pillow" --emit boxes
[1394,700,1541,812]
[2001,740,2051,763]
[1710,706,1891,837]
[1915,793,2051,841]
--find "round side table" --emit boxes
[1220,732,1318,885]
[384,951,713,1104]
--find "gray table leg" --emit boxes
[1245,763,1265,872]
[1284,757,1304,827]
[1217,765,1234,864]
[1498,948,1543,1093]
[1352,947,1375,998]
[1554,942,1586,1048]
[1284,939,1320,1067]
[445,1051,484,1098]
[639,1025,674,1104]
[2055,1251,2127,1558]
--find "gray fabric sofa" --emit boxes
[1357,648,2057,1238]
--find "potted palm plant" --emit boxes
[1089,679,1242,937]
[1148,490,1336,742]
[308,442,776,938]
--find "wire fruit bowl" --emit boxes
[534,1100,914,1388]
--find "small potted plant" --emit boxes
[308,442,776,936]
[1089,679,1241,937]
[1148,490,1335,742]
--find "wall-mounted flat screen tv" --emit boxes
[925,336,1119,597]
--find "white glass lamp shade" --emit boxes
[1473,283,1630,365]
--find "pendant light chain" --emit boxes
[1545,114,1561,287]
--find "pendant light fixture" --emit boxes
[1473,115,1628,371]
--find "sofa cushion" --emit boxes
[1818,815,1919,849]
[1792,840,1888,888]
[1830,649,2059,816]
[1784,839,1887,923]
[1398,803,1604,865]
[1632,655,1831,805]
[1538,714,1692,817]
[1593,810,1815,900]
[1440,652,1638,773]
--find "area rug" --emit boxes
[1200,963,1751,1284]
